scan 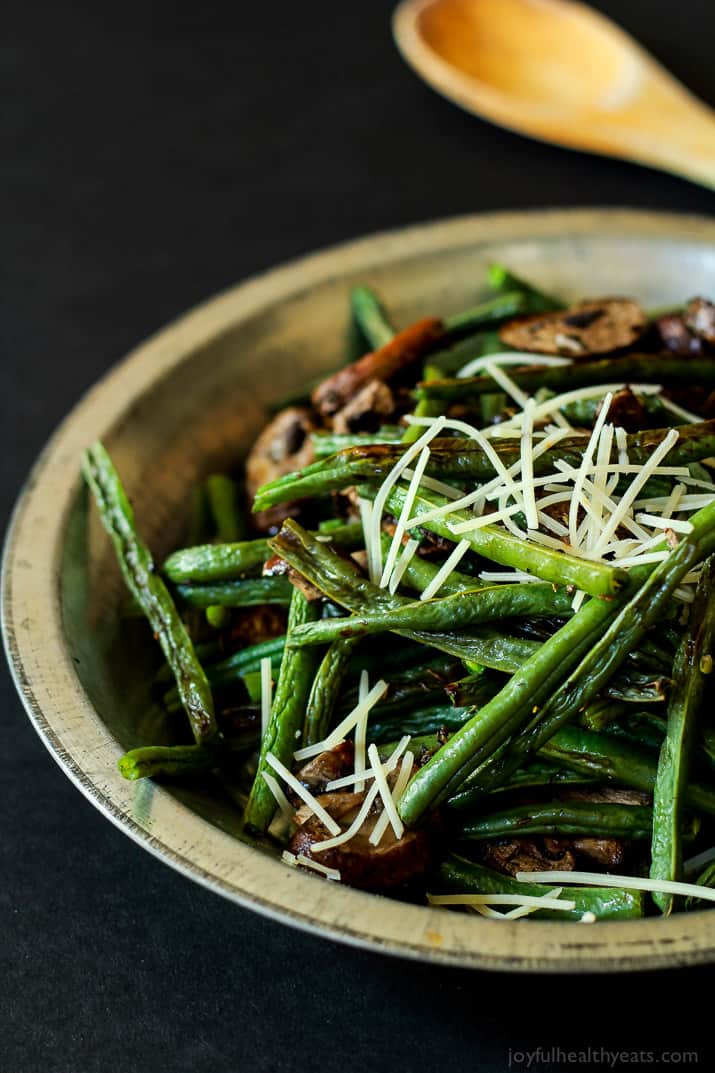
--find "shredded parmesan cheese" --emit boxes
[261,771,294,821]
[456,350,572,379]
[380,445,431,588]
[265,753,341,836]
[296,854,341,881]
[260,657,273,739]
[389,538,420,595]
[368,417,447,585]
[293,679,388,761]
[515,870,715,903]
[367,742,404,840]
[419,540,470,599]
[369,750,414,847]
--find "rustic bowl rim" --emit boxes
[5,207,715,973]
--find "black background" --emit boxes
[2,2,714,1071]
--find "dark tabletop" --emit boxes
[2,2,715,1071]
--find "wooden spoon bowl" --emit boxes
[394,0,715,189]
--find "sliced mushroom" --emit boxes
[294,741,356,796]
[655,314,703,357]
[290,809,433,891]
[312,317,443,417]
[684,297,715,345]
[571,837,627,869]
[331,379,395,435]
[479,838,576,876]
[499,298,647,357]
[597,386,648,433]
[245,406,316,531]
[288,753,434,890]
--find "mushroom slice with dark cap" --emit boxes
[245,406,315,531]
[499,298,647,357]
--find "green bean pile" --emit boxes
[84,266,715,922]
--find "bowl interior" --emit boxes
[8,210,715,970]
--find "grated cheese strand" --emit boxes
[569,391,612,550]
[368,417,447,585]
[427,893,575,910]
[260,657,273,740]
[265,753,341,836]
[504,888,565,920]
[456,350,572,379]
[325,735,411,791]
[358,497,379,586]
[367,742,404,840]
[261,771,294,821]
[380,445,431,588]
[369,751,414,847]
[389,538,420,595]
[353,670,370,792]
[296,854,341,881]
[515,869,715,903]
[478,382,661,438]
[312,738,411,853]
[634,513,694,534]
[419,540,470,599]
[591,429,680,557]
[519,397,539,530]
[293,679,388,761]
[482,359,530,408]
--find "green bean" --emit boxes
[578,699,630,732]
[434,854,644,920]
[378,533,476,597]
[481,392,509,424]
[163,636,286,710]
[207,636,286,682]
[252,421,715,510]
[186,483,210,546]
[651,556,715,913]
[350,285,395,349]
[402,364,445,444]
[491,762,599,794]
[175,576,293,609]
[311,428,402,457]
[118,744,219,781]
[205,474,245,543]
[244,589,322,832]
[287,583,575,646]
[269,519,539,671]
[163,521,363,583]
[417,329,505,378]
[605,716,665,753]
[397,594,621,825]
[367,481,626,597]
[367,704,475,745]
[205,605,231,629]
[82,442,217,743]
[464,500,715,797]
[486,263,564,313]
[303,637,361,746]
[418,357,715,403]
[154,638,224,685]
[164,539,270,583]
[442,291,535,336]
[458,802,655,841]
[534,726,715,815]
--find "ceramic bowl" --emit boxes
[5,208,715,972]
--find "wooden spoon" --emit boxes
[393,0,715,189]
